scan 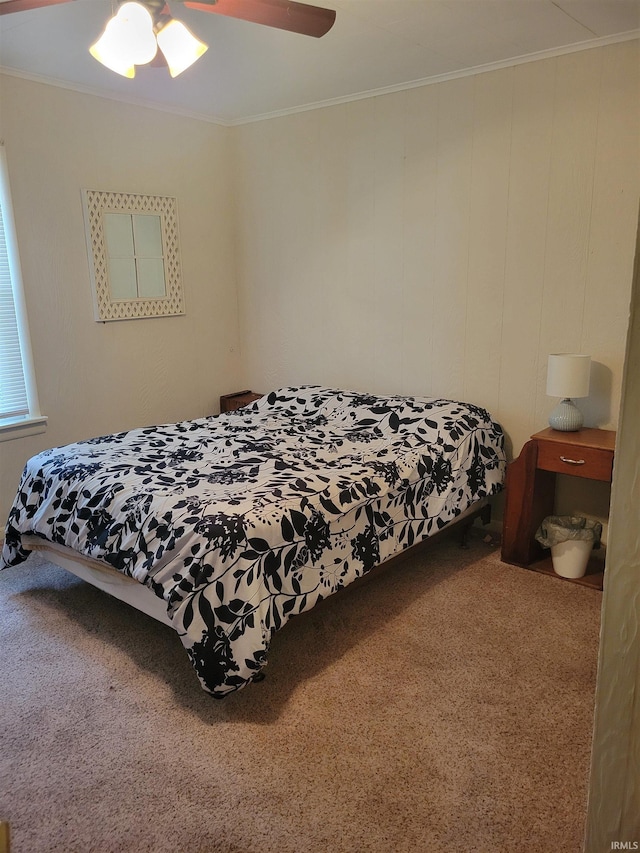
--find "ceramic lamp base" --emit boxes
[548,398,583,431]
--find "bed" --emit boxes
[1,385,506,697]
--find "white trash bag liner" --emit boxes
[535,516,602,579]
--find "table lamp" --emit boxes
[546,353,591,431]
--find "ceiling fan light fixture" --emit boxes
[89,22,137,78]
[156,18,208,78]
[89,1,158,77]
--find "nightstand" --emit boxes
[219,390,263,413]
[501,427,616,589]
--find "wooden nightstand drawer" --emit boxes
[220,390,263,413]
[536,440,613,481]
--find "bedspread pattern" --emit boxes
[2,386,506,696]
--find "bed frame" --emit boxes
[21,535,173,626]
[19,499,491,629]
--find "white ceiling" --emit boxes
[0,0,638,124]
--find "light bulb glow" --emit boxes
[89,2,157,77]
[89,3,208,79]
[90,20,137,78]
[157,19,208,78]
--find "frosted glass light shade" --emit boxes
[546,354,591,399]
[157,19,208,78]
[89,18,136,78]
[90,2,157,78]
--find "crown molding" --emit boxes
[229,30,640,125]
[0,65,232,126]
[1,30,638,128]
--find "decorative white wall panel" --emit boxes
[82,190,184,321]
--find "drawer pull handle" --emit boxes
[560,456,586,466]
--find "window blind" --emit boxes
[0,155,30,421]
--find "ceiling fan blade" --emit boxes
[0,0,73,14]
[183,0,335,38]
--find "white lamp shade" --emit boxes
[546,354,591,399]
[157,19,208,78]
[90,2,157,78]
[90,18,137,78]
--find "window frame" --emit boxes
[0,144,46,442]
[82,189,184,322]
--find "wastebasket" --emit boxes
[534,516,602,579]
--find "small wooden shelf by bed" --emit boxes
[220,390,263,413]
[528,555,605,590]
[501,427,615,593]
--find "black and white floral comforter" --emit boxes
[2,386,506,697]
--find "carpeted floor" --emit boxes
[0,532,601,853]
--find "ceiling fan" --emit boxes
[0,0,337,77]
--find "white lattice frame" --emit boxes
[82,190,185,321]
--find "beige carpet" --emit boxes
[0,532,601,853]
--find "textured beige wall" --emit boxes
[234,42,640,464]
[0,75,240,524]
